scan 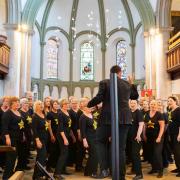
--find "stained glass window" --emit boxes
[47,39,58,79]
[116,40,127,79]
[80,42,94,80]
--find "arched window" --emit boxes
[47,38,58,79]
[116,40,127,79]
[80,42,94,80]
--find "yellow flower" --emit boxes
[68,118,72,128]
[54,119,58,125]
[18,120,24,129]
[26,116,32,124]
[93,120,97,130]
[45,121,49,130]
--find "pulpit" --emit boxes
[0,35,10,78]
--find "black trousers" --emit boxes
[131,140,142,176]
[16,140,27,170]
[0,136,6,168]
[33,140,47,179]
[96,124,130,179]
[147,138,164,172]
[170,134,180,171]
[55,137,68,175]
[84,136,98,175]
[75,139,85,169]
[2,138,19,180]
[47,139,60,169]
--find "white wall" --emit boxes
[0,80,4,96]
[172,79,180,94]
[128,0,141,28]
[74,87,82,99]
[51,86,59,99]
[104,0,129,33]
[106,31,131,78]
[149,0,158,12]
[60,87,68,98]
[47,0,73,32]
[84,87,92,98]
[21,0,28,10]
[135,27,145,79]
[36,0,48,25]
[73,34,102,82]
[31,26,41,78]
[76,0,100,33]
[43,85,50,99]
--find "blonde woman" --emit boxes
[144,100,165,178]
[32,101,49,180]
[54,99,75,180]
[1,97,24,179]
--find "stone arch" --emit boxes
[131,0,155,31]
[6,0,21,24]
[156,0,172,28]
[21,0,44,30]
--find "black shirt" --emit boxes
[19,110,32,129]
[168,107,180,135]
[0,107,4,135]
[76,109,83,130]
[79,114,97,139]
[141,109,149,123]
[57,111,72,138]
[130,109,143,138]
[1,110,24,141]
[68,109,78,134]
[145,111,164,140]
[32,113,49,142]
[46,111,59,136]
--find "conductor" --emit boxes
[87,65,139,180]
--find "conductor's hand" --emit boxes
[6,137,11,146]
[83,138,89,148]
[36,139,43,149]
[127,75,134,84]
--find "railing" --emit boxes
[31,78,145,100]
[167,32,180,72]
[0,35,10,76]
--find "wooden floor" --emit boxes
[0,153,179,180]
[24,161,179,180]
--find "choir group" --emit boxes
[0,93,180,180]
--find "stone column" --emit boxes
[154,29,172,99]
[4,24,21,96]
[19,30,33,97]
[144,29,172,99]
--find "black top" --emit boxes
[145,111,164,140]
[32,113,49,142]
[57,111,72,138]
[1,110,24,141]
[141,110,150,123]
[130,109,143,138]
[168,107,180,135]
[46,111,59,136]
[87,78,139,125]
[79,114,97,139]
[76,109,83,130]
[0,107,5,135]
[19,110,32,129]
[68,109,78,134]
